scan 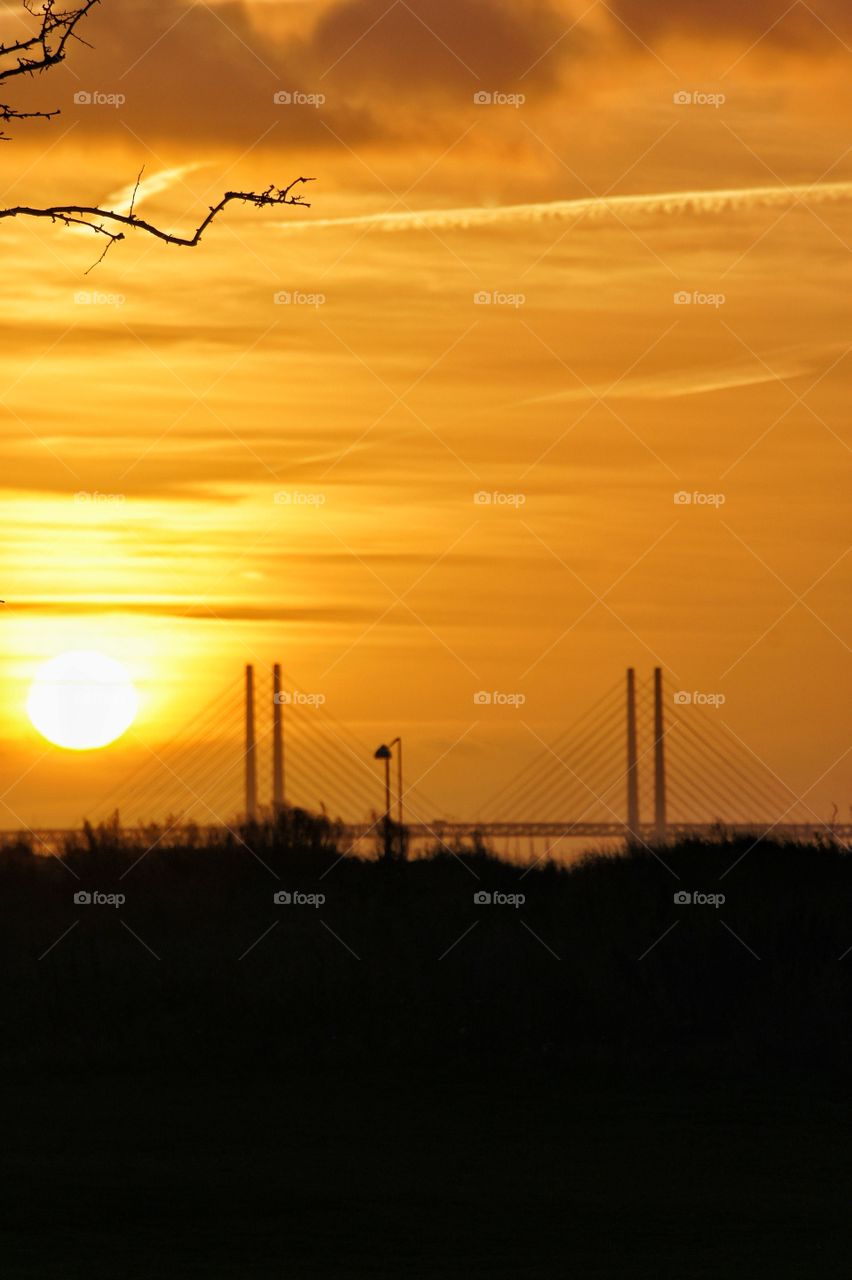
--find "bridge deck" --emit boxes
[2,821,849,855]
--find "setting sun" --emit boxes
[26,650,138,751]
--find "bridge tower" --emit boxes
[626,668,640,841]
[653,667,667,841]
[245,663,257,821]
[272,663,284,814]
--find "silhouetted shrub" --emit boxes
[1,821,849,1077]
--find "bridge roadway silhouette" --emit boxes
[3,821,851,861]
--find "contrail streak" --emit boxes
[276,180,852,234]
[104,163,211,215]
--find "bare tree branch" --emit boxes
[0,178,315,261]
[0,2,315,262]
[1,0,99,138]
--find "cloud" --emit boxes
[8,0,577,148]
[11,0,375,146]
[7,598,383,624]
[609,0,852,51]
[7,0,850,161]
[296,0,574,95]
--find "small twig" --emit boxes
[84,227,118,273]
[128,164,144,220]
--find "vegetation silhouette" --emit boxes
[2,817,851,1277]
[2,815,850,1077]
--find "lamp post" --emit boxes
[374,743,392,860]
[389,736,402,828]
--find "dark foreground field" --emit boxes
[1,818,850,1277]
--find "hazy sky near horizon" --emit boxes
[1,0,850,829]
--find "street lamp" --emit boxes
[374,743,392,859]
[389,736,403,828]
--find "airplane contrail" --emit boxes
[104,163,212,215]
[519,349,831,407]
[275,180,852,234]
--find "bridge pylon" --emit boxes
[626,668,640,842]
[272,663,284,814]
[654,667,667,841]
[245,664,257,821]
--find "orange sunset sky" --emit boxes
[1,0,850,829]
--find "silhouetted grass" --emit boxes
[2,817,852,1278]
[1,814,849,1078]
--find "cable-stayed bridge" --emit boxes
[12,664,847,856]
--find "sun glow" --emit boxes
[27,650,138,751]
